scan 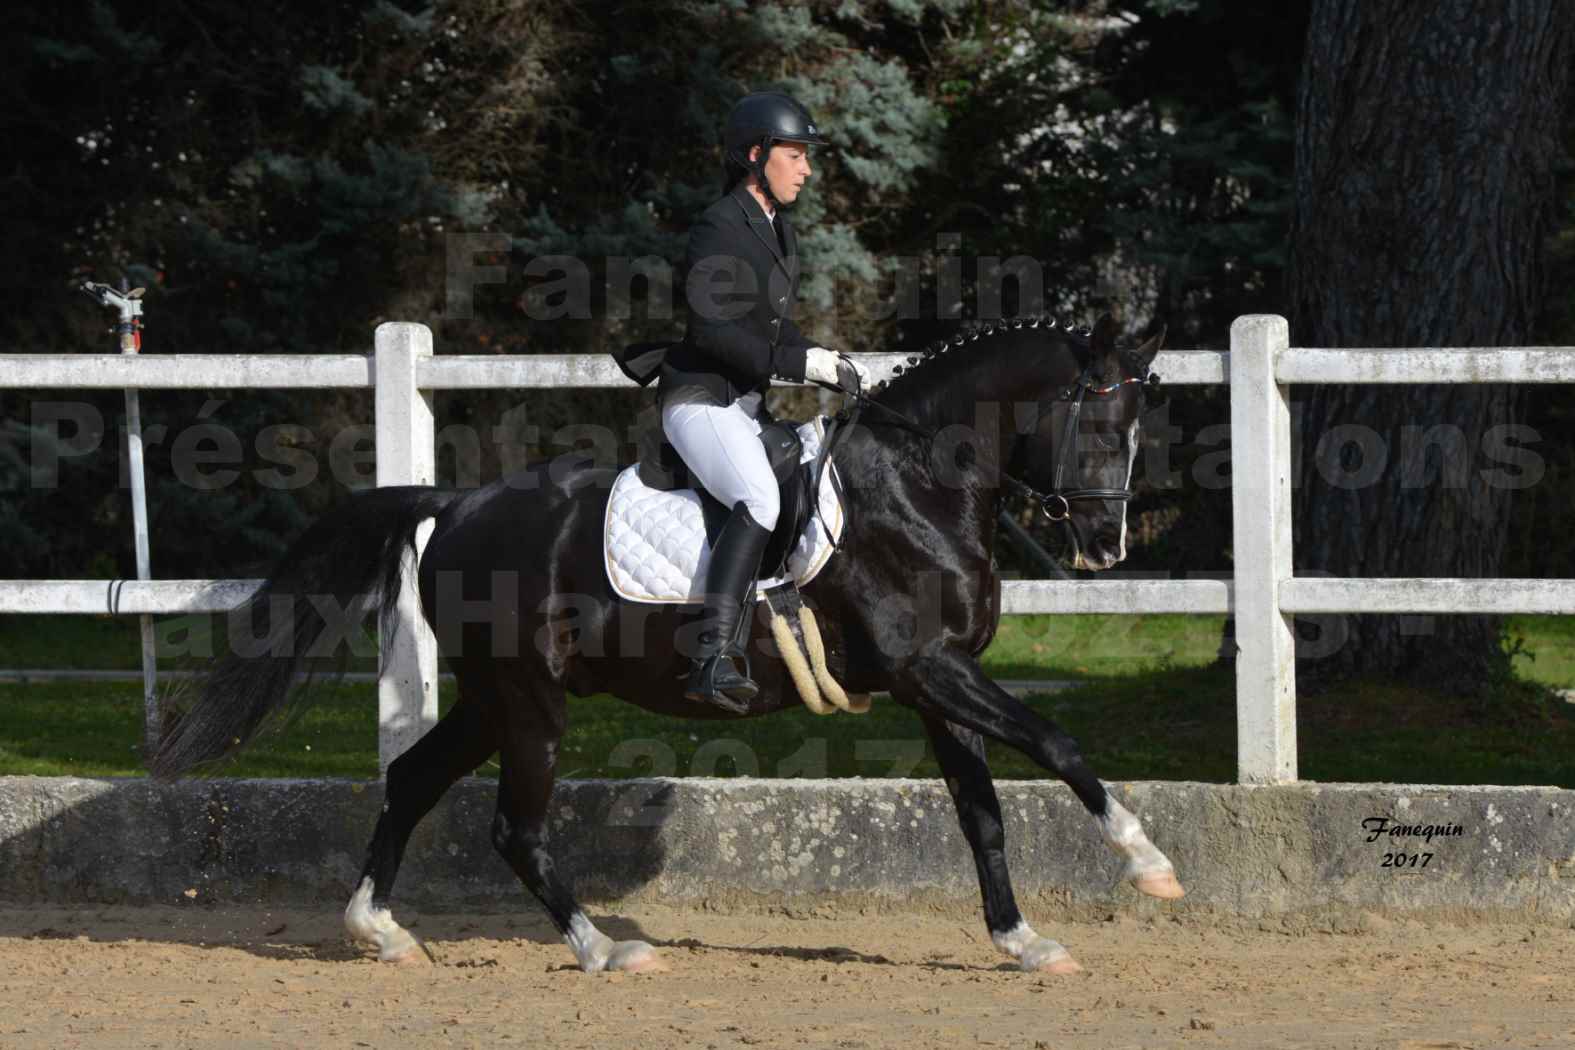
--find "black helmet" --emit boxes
[722,92,827,200]
[724,91,828,167]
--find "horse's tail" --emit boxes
[150,485,463,781]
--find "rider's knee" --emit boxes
[746,488,779,531]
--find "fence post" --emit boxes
[374,322,438,773]
[1229,314,1297,784]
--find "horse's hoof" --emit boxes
[606,940,668,974]
[1132,869,1186,900]
[1019,938,1081,974]
[1031,954,1083,975]
[383,941,432,966]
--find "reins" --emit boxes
[826,366,1155,524]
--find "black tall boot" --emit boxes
[685,502,772,712]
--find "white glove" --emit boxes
[838,353,872,391]
[805,348,872,395]
[804,347,844,386]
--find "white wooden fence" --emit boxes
[4,315,1574,783]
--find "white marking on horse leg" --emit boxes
[1117,420,1139,561]
[1099,795,1185,899]
[991,920,1081,974]
[565,911,668,974]
[344,877,426,963]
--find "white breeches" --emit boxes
[661,391,780,530]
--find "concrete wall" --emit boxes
[2,777,1572,922]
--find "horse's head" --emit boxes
[1024,316,1164,572]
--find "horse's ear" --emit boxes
[1090,314,1120,354]
[1135,325,1166,367]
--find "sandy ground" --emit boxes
[0,902,1571,1050]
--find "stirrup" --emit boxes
[684,648,757,712]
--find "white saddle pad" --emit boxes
[604,417,846,604]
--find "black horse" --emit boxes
[154,314,1181,975]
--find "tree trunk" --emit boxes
[1288,0,1575,689]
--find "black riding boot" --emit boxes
[685,502,772,712]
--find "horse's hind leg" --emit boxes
[344,693,497,963]
[898,647,1184,901]
[916,712,1082,974]
[491,678,667,974]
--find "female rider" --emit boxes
[658,91,869,711]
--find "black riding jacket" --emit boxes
[658,186,814,408]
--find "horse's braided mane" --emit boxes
[869,313,1093,397]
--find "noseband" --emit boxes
[1036,369,1151,522]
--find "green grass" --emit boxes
[1504,614,1575,688]
[0,613,381,674]
[980,612,1226,679]
[6,611,1569,686]
[1,612,1571,782]
[0,680,390,778]
[3,665,1573,786]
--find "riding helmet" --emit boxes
[723,92,828,189]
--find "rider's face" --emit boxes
[752,142,812,204]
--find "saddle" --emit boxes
[634,415,815,584]
[610,414,843,603]
[606,415,867,714]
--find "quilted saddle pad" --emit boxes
[603,417,846,604]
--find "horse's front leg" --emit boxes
[912,711,1082,974]
[895,646,1184,901]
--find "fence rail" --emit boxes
[4,354,374,389]
[5,316,1573,782]
[0,580,262,615]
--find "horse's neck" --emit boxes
[880,353,1063,472]
[835,417,1002,557]
[838,352,1057,535]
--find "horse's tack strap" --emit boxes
[813,404,858,554]
[762,584,869,715]
[769,612,832,715]
[798,605,869,714]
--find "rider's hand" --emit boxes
[805,347,869,395]
[804,347,842,386]
[835,352,871,396]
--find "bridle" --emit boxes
[836,353,1160,524]
[1032,363,1154,522]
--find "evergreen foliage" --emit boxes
[0,0,1570,595]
